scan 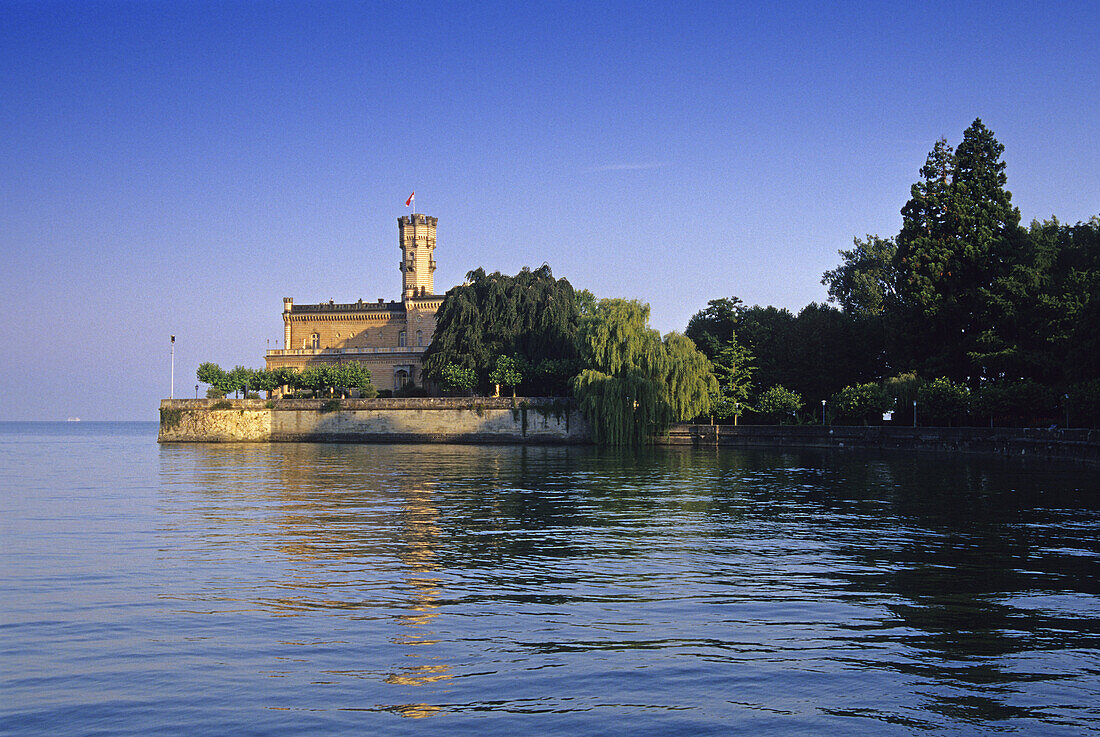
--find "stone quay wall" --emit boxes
[158,397,588,444]
[661,424,1100,465]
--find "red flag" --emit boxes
[405,192,414,207]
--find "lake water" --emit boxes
[1,422,1098,736]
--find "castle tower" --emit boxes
[282,297,293,349]
[398,214,437,300]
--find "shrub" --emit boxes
[974,380,1058,427]
[441,363,477,395]
[756,385,803,424]
[205,387,225,399]
[917,377,970,426]
[377,389,393,398]
[831,382,891,425]
[211,400,232,410]
[321,399,342,413]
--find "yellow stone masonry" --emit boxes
[264,214,446,392]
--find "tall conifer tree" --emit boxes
[893,120,1023,382]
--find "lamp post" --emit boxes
[913,399,917,427]
[195,384,199,399]
[821,399,826,426]
[1064,394,1070,428]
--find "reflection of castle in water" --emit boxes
[174,444,457,718]
[273,445,452,718]
[384,480,452,702]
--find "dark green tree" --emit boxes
[422,265,581,395]
[685,297,744,359]
[917,377,970,426]
[893,120,1024,382]
[822,235,897,316]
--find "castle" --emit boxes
[264,214,444,392]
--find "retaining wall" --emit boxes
[661,424,1100,464]
[158,397,588,444]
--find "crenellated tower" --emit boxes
[398,213,437,300]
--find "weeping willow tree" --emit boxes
[573,299,717,445]
[421,265,581,395]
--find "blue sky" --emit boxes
[1,0,1097,420]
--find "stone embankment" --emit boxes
[158,397,587,444]
[661,424,1100,464]
[159,400,1098,463]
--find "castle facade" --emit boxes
[264,214,443,392]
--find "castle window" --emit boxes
[395,369,409,389]
[311,333,320,349]
[398,330,406,347]
[416,330,423,347]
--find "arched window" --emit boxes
[310,333,320,349]
[416,330,423,347]
[395,369,409,389]
[398,330,406,347]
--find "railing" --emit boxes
[266,346,423,356]
[291,301,398,313]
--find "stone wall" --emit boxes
[158,397,588,444]
[661,424,1100,464]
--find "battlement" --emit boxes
[290,299,401,314]
[398,213,438,227]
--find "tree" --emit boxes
[196,363,231,398]
[822,235,897,316]
[893,120,1024,382]
[488,355,524,396]
[972,379,1056,427]
[883,373,922,419]
[709,340,754,423]
[225,366,254,398]
[917,377,970,426]
[685,297,744,359]
[271,366,301,393]
[830,382,892,425]
[573,299,715,445]
[251,369,279,398]
[298,366,329,397]
[685,297,754,422]
[663,332,718,423]
[440,363,477,395]
[334,363,373,397]
[422,265,581,395]
[756,386,803,424]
